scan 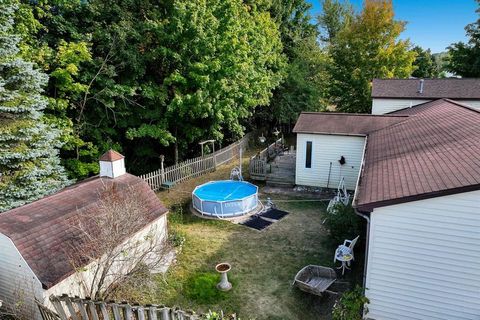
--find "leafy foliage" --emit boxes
[322,203,363,246]
[411,46,440,78]
[446,0,480,77]
[15,0,99,180]
[332,285,369,320]
[256,0,329,129]
[321,0,416,113]
[0,0,69,212]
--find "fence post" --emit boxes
[160,155,165,184]
[213,142,217,171]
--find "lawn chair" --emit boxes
[334,236,359,275]
[230,167,243,181]
[326,177,350,214]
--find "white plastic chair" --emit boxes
[334,236,360,275]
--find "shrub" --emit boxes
[169,229,186,248]
[322,203,363,245]
[185,272,227,304]
[332,286,369,320]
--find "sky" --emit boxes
[308,0,478,53]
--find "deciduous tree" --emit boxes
[0,0,69,212]
[411,45,439,78]
[323,0,416,113]
[446,0,480,77]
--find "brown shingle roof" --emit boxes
[372,78,480,99]
[354,99,480,211]
[0,174,167,289]
[293,112,408,136]
[99,149,124,161]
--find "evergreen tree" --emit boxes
[0,0,69,212]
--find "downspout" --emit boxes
[352,136,370,290]
[355,209,370,288]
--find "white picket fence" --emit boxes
[40,295,237,320]
[140,133,251,191]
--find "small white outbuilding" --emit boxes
[293,112,406,190]
[0,150,169,319]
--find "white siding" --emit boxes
[295,133,365,190]
[459,99,480,110]
[366,190,480,320]
[372,98,480,114]
[0,214,168,319]
[43,214,168,308]
[0,233,43,319]
[371,98,431,114]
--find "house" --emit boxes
[0,151,169,319]
[293,112,406,190]
[353,99,480,320]
[292,98,480,319]
[371,78,480,114]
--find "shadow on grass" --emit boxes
[161,197,349,319]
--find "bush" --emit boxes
[332,286,369,320]
[322,203,363,245]
[169,229,186,248]
[185,272,227,304]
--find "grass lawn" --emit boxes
[158,198,336,320]
[119,152,362,319]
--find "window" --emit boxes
[305,141,312,168]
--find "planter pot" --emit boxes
[215,263,232,291]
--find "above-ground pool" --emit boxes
[192,180,259,218]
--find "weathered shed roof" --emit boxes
[0,174,167,289]
[371,78,480,99]
[293,112,407,136]
[355,99,480,211]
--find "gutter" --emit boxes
[355,209,370,289]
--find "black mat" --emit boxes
[260,208,289,220]
[240,216,272,230]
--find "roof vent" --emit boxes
[99,150,126,178]
[418,79,424,94]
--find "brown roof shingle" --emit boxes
[293,112,408,136]
[0,174,167,289]
[99,149,124,161]
[354,99,480,211]
[371,78,480,99]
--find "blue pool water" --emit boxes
[193,180,257,201]
[192,180,259,218]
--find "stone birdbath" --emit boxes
[215,262,232,291]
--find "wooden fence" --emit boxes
[140,133,251,191]
[40,295,236,320]
[248,137,283,181]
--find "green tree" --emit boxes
[411,45,439,78]
[148,0,285,160]
[318,0,353,43]
[257,0,329,129]
[15,0,99,180]
[0,0,69,212]
[258,37,330,126]
[322,0,416,113]
[446,0,480,77]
